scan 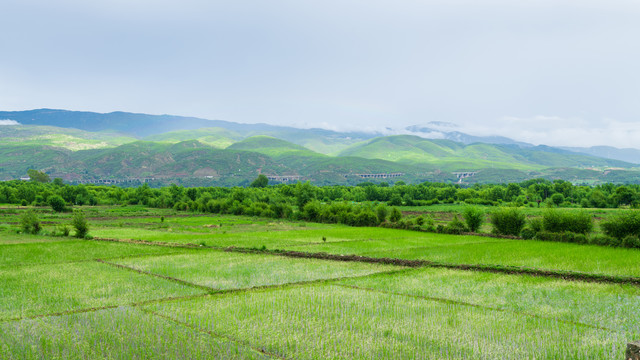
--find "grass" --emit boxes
[0,261,204,319]
[146,285,624,359]
[285,236,640,278]
[337,267,640,338]
[0,240,182,268]
[0,307,269,359]
[112,250,402,290]
[2,205,639,358]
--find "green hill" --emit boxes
[227,136,325,158]
[144,127,243,148]
[338,135,632,171]
[0,125,135,150]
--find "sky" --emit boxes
[1,0,639,148]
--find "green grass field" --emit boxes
[1,205,638,359]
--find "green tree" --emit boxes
[250,174,269,188]
[550,193,565,206]
[463,206,484,232]
[491,207,525,236]
[48,195,66,212]
[376,204,388,223]
[72,210,89,238]
[27,169,50,183]
[20,210,41,234]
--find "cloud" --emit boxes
[0,120,20,125]
[458,116,640,148]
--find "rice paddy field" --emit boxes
[1,205,639,359]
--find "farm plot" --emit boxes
[0,306,269,360]
[145,284,624,359]
[337,267,640,340]
[111,250,403,290]
[0,239,183,268]
[0,260,204,320]
[283,235,640,278]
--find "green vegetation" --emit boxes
[2,180,640,358]
[490,207,525,236]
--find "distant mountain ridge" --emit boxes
[1,109,639,185]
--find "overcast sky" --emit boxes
[2,0,639,148]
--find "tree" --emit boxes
[48,195,66,213]
[463,206,484,232]
[491,207,525,236]
[376,204,388,223]
[27,169,50,183]
[20,210,41,234]
[72,210,89,238]
[250,174,269,188]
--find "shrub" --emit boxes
[601,211,640,240]
[462,206,484,233]
[57,225,71,237]
[20,210,41,234]
[441,215,467,235]
[490,207,525,236]
[528,218,543,232]
[535,231,586,244]
[520,228,536,240]
[72,210,89,238]
[590,234,620,247]
[621,235,640,249]
[48,195,66,212]
[389,207,402,222]
[542,209,593,234]
[376,204,388,223]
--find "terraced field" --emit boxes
[1,205,638,359]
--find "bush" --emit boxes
[520,228,536,240]
[542,209,593,234]
[20,210,41,234]
[601,211,640,240]
[376,204,388,223]
[72,210,89,238]
[590,234,620,247]
[462,206,484,233]
[621,235,640,249]
[389,207,402,222]
[58,225,71,237]
[528,218,543,232]
[490,207,525,236]
[48,195,66,212]
[441,215,467,235]
[535,231,587,244]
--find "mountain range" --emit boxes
[0,109,638,186]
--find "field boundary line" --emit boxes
[334,284,615,332]
[225,247,640,286]
[4,249,188,269]
[95,259,216,292]
[139,307,287,360]
[0,293,209,323]
[98,257,411,299]
[90,236,203,249]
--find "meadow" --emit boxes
[1,204,638,359]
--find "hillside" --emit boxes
[0,125,135,150]
[338,135,633,171]
[0,109,373,154]
[144,127,243,149]
[227,136,324,158]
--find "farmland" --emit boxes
[1,204,639,359]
